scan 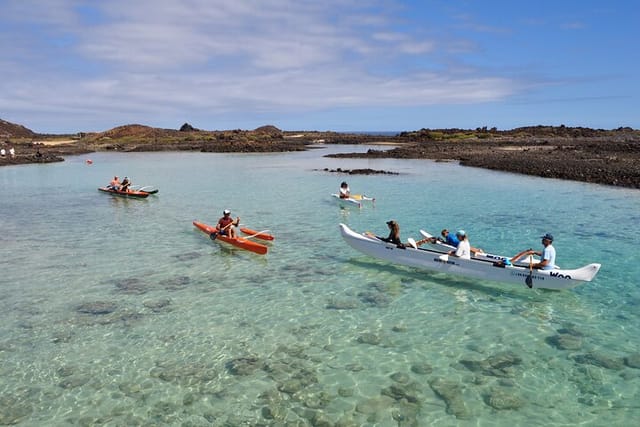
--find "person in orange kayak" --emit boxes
[216,209,240,238]
[108,176,120,190]
[120,177,131,192]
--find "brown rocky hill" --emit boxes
[78,123,306,152]
[0,118,36,138]
[253,125,282,136]
[82,124,177,141]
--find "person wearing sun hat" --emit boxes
[216,209,240,238]
[511,233,556,270]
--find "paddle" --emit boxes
[407,234,437,248]
[526,254,534,288]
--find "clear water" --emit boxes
[1,147,639,426]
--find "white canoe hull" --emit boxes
[340,223,601,290]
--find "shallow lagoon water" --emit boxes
[1,146,639,426]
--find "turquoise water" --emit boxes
[1,147,639,426]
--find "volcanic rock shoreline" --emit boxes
[1,121,639,189]
[327,134,640,189]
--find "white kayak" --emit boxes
[331,194,361,208]
[414,230,557,268]
[331,193,375,208]
[340,223,601,290]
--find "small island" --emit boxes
[1,119,639,189]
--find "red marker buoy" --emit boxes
[86,159,93,164]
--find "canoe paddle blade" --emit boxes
[210,232,218,241]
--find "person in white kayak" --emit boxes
[339,181,351,199]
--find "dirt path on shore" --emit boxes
[36,139,77,146]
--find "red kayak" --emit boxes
[193,221,268,255]
[240,227,275,241]
[98,187,150,198]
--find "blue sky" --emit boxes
[1,0,638,133]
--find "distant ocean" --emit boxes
[1,146,639,426]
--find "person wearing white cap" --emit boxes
[216,209,240,238]
[448,230,471,259]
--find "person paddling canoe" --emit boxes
[120,176,131,192]
[108,176,120,190]
[366,220,405,248]
[216,209,240,238]
[511,233,556,270]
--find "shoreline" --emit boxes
[2,132,639,189]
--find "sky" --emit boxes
[1,0,638,133]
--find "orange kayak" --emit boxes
[193,221,268,255]
[240,227,275,241]
[98,187,149,198]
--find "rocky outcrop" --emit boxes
[0,118,36,138]
[179,122,198,132]
[3,118,640,189]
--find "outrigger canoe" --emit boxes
[193,221,268,255]
[98,187,150,198]
[339,223,601,290]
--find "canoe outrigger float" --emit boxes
[98,187,150,198]
[193,221,269,255]
[239,227,274,241]
[339,223,601,290]
[130,185,159,194]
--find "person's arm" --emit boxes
[510,248,533,263]
[449,243,460,256]
[234,217,241,226]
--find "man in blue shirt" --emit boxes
[440,229,460,247]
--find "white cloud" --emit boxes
[0,0,523,131]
